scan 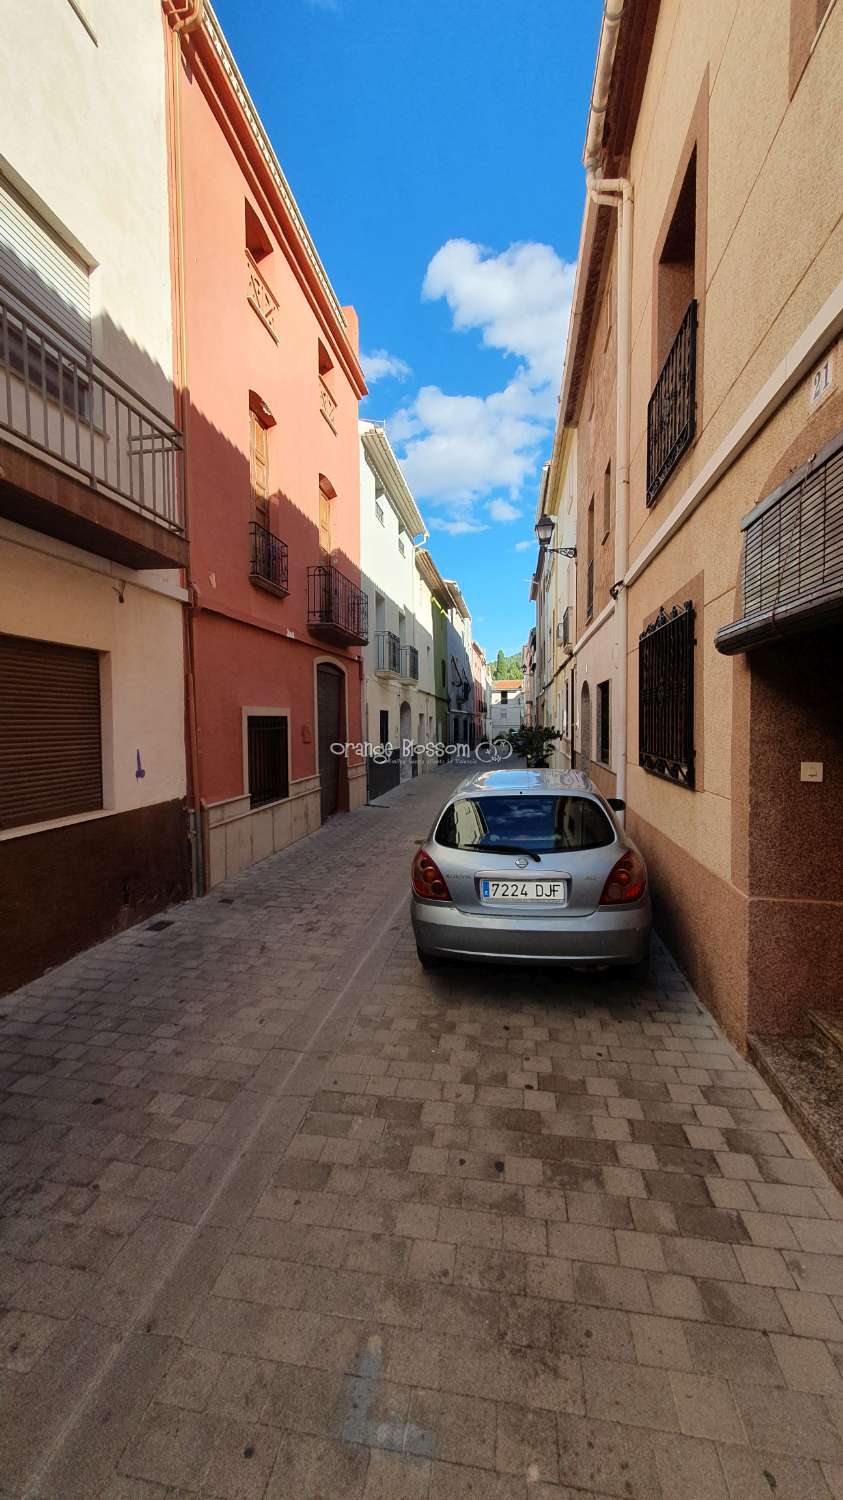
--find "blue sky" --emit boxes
[214,0,602,657]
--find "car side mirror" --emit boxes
[608,797,626,812]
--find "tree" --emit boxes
[492,650,523,680]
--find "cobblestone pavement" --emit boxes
[2,765,843,1499]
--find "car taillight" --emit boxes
[411,848,452,901]
[599,850,647,905]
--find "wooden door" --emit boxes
[317,664,342,821]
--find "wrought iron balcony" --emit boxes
[307,563,368,645]
[401,644,419,681]
[0,277,185,568]
[246,252,278,341]
[249,520,288,596]
[456,680,471,705]
[647,299,697,505]
[375,630,401,676]
[715,428,843,654]
[586,560,594,621]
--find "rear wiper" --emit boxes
[464,843,541,863]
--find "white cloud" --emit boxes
[429,516,490,536]
[423,239,575,387]
[390,238,574,532]
[361,349,411,385]
[488,498,520,523]
[514,538,535,552]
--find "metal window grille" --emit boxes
[375,501,384,525]
[402,645,419,679]
[247,715,288,807]
[586,561,594,620]
[562,606,571,646]
[249,521,288,593]
[647,299,697,505]
[597,680,610,765]
[638,601,695,788]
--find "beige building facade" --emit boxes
[537,0,843,1046]
[0,0,191,992]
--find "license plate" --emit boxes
[480,879,567,903]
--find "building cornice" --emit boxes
[415,548,451,607]
[444,580,470,621]
[360,423,426,538]
[176,2,365,396]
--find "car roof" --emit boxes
[452,768,599,798]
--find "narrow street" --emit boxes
[0,767,840,1499]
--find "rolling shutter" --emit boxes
[0,633,103,831]
[0,176,91,348]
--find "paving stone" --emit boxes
[583,1356,679,1431]
[1,768,842,1498]
[718,1443,838,1498]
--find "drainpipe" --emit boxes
[583,0,632,806]
[165,3,205,895]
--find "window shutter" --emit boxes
[249,411,269,516]
[0,177,91,349]
[319,491,332,553]
[0,633,103,831]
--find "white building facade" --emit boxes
[359,421,430,782]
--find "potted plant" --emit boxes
[507,724,561,767]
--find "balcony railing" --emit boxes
[319,377,337,432]
[647,299,697,505]
[456,680,471,705]
[401,644,419,681]
[586,560,594,621]
[557,606,572,647]
[375,630,401,674]
[307,563,368,644]
[0,277,183,533]
[246,252,278,341]
[249,520,288,595]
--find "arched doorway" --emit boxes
[580,682,591,774]
[317,663,343,821]
[399,700,412,781]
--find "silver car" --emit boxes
[411,768,651,975]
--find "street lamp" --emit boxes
[535,514,576,558]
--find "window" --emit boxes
[245,201,272,263]
[435,795,614,854]
[596,680,610,766]
[649,137,701,505]
[657,151,696,371]
[398,537,405,556]
[318,475,335,554]
[639,601,695,788]
[440,660,446,689]
[789,0,831,96]
[586,500,595,620]
[500,691,508,705]
[602,461,612,540]
[375,501,384,525]
[379,709,389,746]
[247,715,288,807]
[0,633,102,830]
[249,408,270,520]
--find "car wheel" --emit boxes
[416,946,442,970]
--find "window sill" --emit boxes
[0,806,110,843]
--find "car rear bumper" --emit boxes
[411,895,651,967]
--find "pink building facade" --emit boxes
[165,2,367,886]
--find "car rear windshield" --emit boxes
[435,795,615,853]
